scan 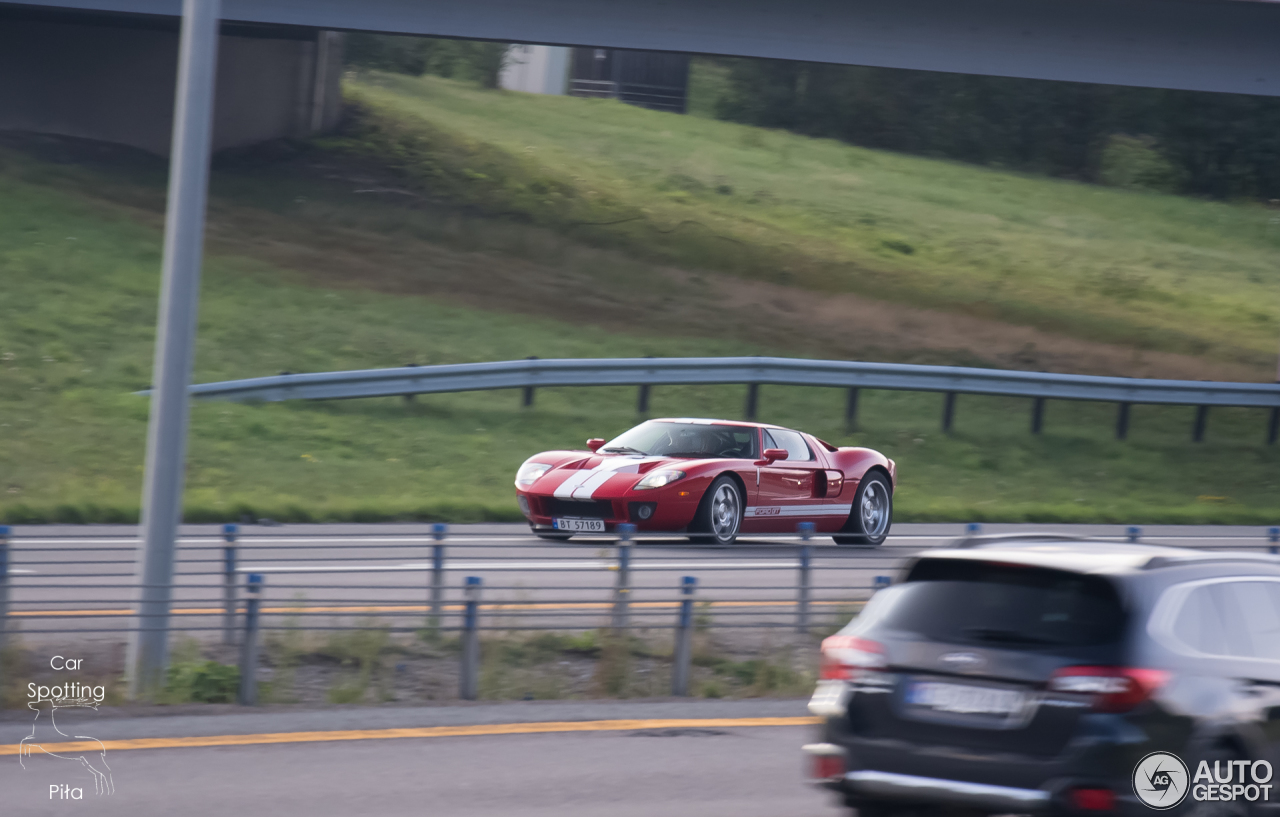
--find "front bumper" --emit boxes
[518,491,700,533]
[845,768,1051,812]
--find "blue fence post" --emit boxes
[966,523,983,535]
[874,576,892,590]
[1269,527,1279,555]
[237,573,264,706]
[797,522,814,633]
[460,576,482,700]
[430,523,447,633]
[1127,526,1142,543]
[613,524,635,630]
[672,576,697,696]
[222,523,238,645]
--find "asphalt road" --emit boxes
[6,523,1277,644]
[0,699,838,817]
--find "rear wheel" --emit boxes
[833,471,892,547]
[689,476,743,545]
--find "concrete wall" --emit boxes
[0,16,343,155]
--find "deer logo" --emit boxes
[19,699,114,795]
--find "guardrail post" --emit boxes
[222,523,237,645]
[0,526,10,656]
[1127,526,1142,543]
[636,384,650,416]
[942,392,956,433]
[1269,527,1279,555]
[966,522,983,535]
[874,576,892,590]
[460,576,481,700]
[613,524,634,630]
[744,383,759,421]
[844,388,860,432]
[1031,397,1045,435]
[521,355,537,408]
[430,523,447,633]
[797,522,814,634]
[1116,403,1131,440]
[671,576,697,696]
[237,573,263,706]
[1268,408,1279,446]
[1192,406,1209,443]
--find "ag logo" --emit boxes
[1134,751,1189,809]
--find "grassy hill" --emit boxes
[0,73,1278,525]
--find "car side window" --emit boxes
[1170,581,1271,659]
[763,429,813,461]
[1171,585,1228,655]
[1234,582,1280,660]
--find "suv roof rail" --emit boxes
[1142,552,1280,570]
[949,533,1098,549]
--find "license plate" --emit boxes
[553,518,605,532]
[907,681,1025,715]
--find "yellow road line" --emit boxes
[0,716,820,755]
[12,600,863,618]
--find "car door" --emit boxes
[750,428,822,532]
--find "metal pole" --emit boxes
[430,523,446,633]
[942,392,956,433]
[221,523,237,645]
[127,0,222,699]
[1192,406,1209,443]
[460,576,481,700]
[0,526,10,659]
[613,524,634,630]
[844,388,859,432]
[636,384,651,416]
[1115,403,1131,440]
[1031,397,1045,435]
[237,573,263,705]
[797,525,813,634]
[744,383,759,421]
[671,576,696,696]
[521,355,537,408]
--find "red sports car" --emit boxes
[514,418,895,545]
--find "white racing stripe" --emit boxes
[551,456,665,499]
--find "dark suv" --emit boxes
[805,535,1280,816]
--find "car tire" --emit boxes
[688,476,743,545]
[833,471,892,547]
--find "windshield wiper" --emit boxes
[961,627,1058,646]
[602,445,647,455]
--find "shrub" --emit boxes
[1099,135,1184,193]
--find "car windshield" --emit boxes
[601,421,759,459]
[881,558,1126,648]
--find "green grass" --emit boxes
[1,165,1279,524]
[343,71,1280,371]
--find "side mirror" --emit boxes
[758,448,788,465]
[587,438,606,452]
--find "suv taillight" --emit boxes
[1048,666,1169,713]
[820,636,886,680]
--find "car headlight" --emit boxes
[515,461,553,487]
[635,469,686,490]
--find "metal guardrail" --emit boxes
[153,356,1280,443]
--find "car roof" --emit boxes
[649,418,790,430]
[916,535,1280,576]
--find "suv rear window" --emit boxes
[884,558,1126,649]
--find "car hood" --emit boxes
[531,453,704,499]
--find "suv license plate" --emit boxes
[907,681,1024,715]
[553,518,605,532]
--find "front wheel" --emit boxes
[689,476,743,545]
[833,472,892,547]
